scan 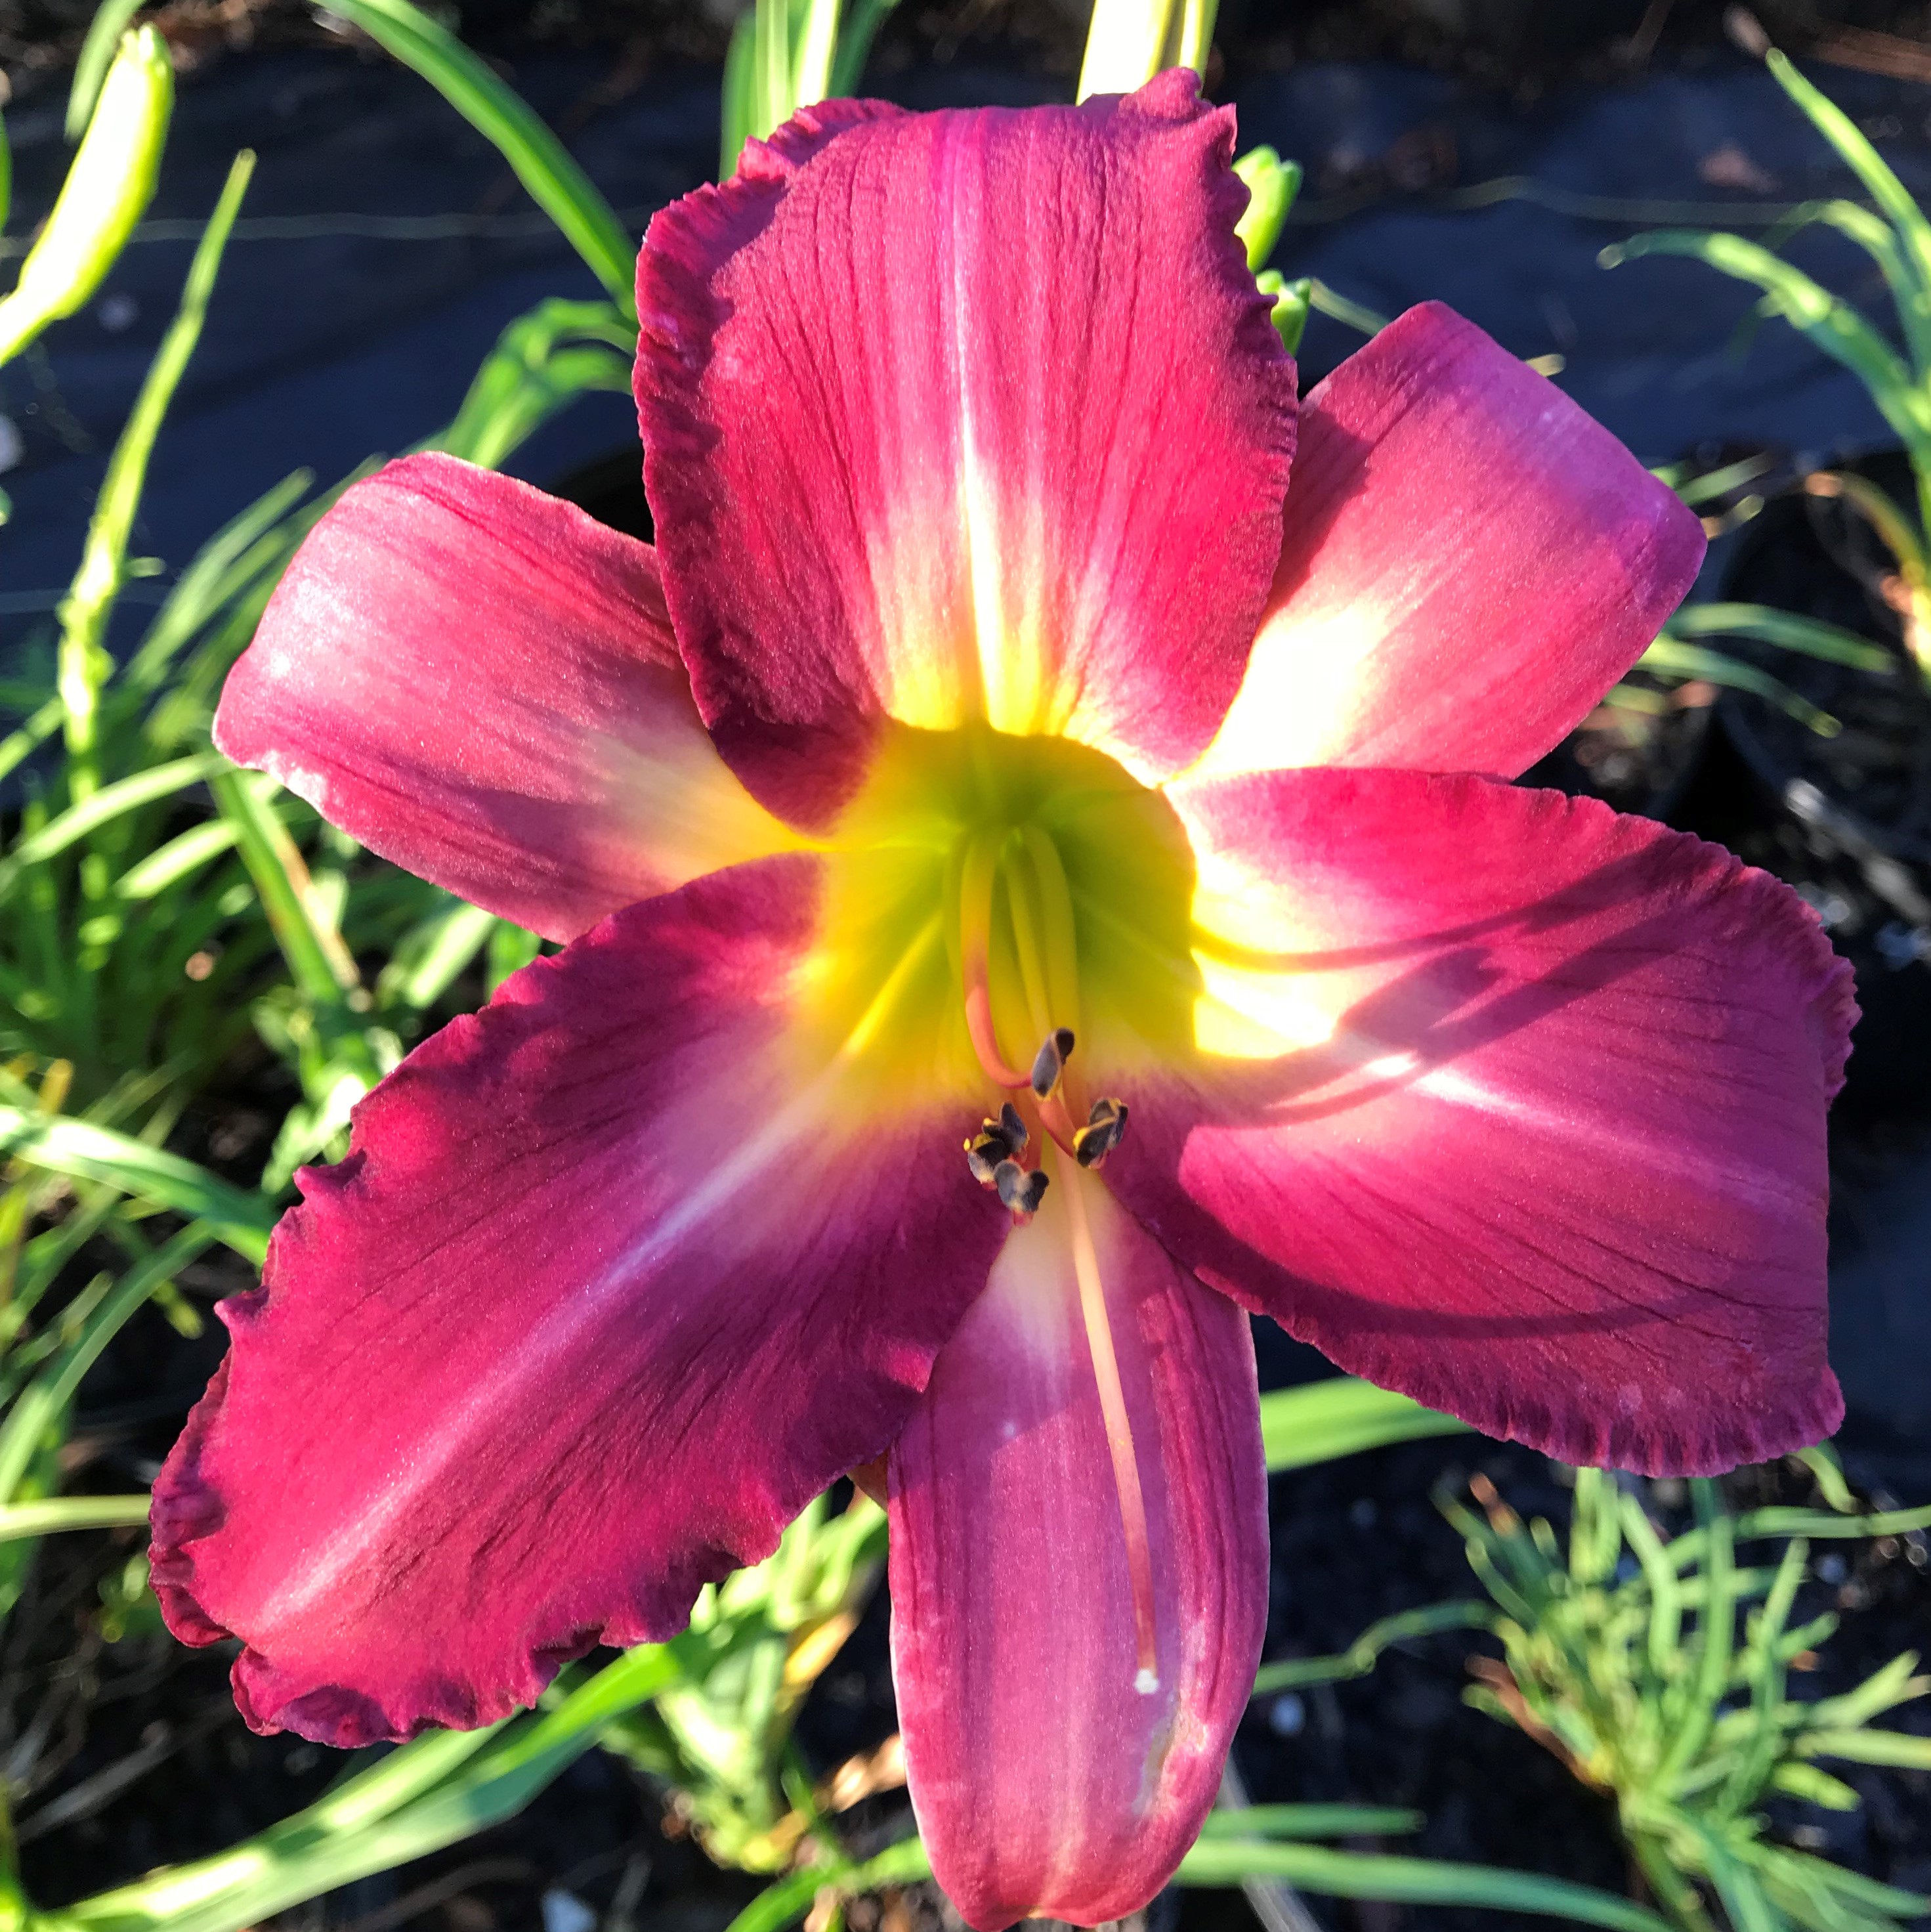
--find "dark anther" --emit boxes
[995,1159,1050,1216]
[1074,1096,1130,1169]
[1030,1025,1076,1100]
[965,1102,1030,1186]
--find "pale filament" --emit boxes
[964,826,1160,1696]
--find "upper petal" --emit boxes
[1105,766,1854,1476]
[889,1172,1266,1930]
[215,452,797,943]
[634,72,1296,828]
[1192,303,1705,782]
[150,853,1006,1745]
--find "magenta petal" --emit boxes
[635,72,1296,826]
[1197,303,1705,782]
[888,1177,1267,1930]
[1111,767,1856,1477]
[150,855,1006,1745]
[215,453,795,942]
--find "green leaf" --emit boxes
[0,1220,212,1504]
[207,767,362,1008]
[1668,603,1896,672]
[0,1109,274,1262]
[1800,1727,1931,1770]
[1766,49,1931,364]
[826,0,901,98]
[1733,1503,1931,1542]
[320,0,635,314]
[1258,1376,1468,1471]
[121,467,315,695]
[429,295,635,470]
[112,819,241,901]
[1640,633,1842,735]
[1173,1841,1674,1931]
[0,750,228,898]
[1196,1805,1424,1840]
[1603,228,1931,462]
[1252,1600,1492,1695]
[0,1493,151,1544]
[1305,277,1388,337]
[1767,1761,1862,1811]
[376,899,499,1011]
[47,1643,682,1932]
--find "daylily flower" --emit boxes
[152,72,1852,1931]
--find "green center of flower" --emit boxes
[799,722,1200,1696]
[799,721,1198,1102]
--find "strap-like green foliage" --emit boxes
[1437,1464,1931,1932]
[319,0,637,316]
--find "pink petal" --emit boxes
[150,855,1006,1745]
[215,452,797,943]
[889,1174,1266,1930]
[634,72,1296,827]
[1194,303,1705,782]
[1106,767,1854,1476]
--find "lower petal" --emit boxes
[1108,767,1856,1477]
[150,854,1006,1745]
[888,1172,1267,1931]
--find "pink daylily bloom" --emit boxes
[152,72,1853,1931]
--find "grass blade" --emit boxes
[54,1644,682,1932]
[1252,1601,1492,1695]
[1196,1806,1423,1841]
[1668,602,1896,671]
[1258,1377,1467,1470]
[1602,228,1931,462]
[0,1493,152,1543]
[0,751,227,898]
[1173,1841,1673,1931]
[1766,48,1931,356]
[0,1108,273,1260]
[322,0,635,315]
[1640,634,1842,735]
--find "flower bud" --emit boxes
[1233,146,1302,272]
[1076,0,1218,103]
[0,26,173,368]
[1257,271,1312,356]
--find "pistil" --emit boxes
[1058,1149,1161,1696]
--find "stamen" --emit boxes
[958,829,1033,1090]
[1057,1153,1160,1696]
[1030,1025,1076,1100]
[964,1102,1032,1186]
[994,1158,1048,1217]
[1074,1096,1130,1169]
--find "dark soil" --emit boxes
[1720,454,1931,868]
[1523,681,1713,821]
[10,0,1931,111]
[1666,456,1931,1121]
